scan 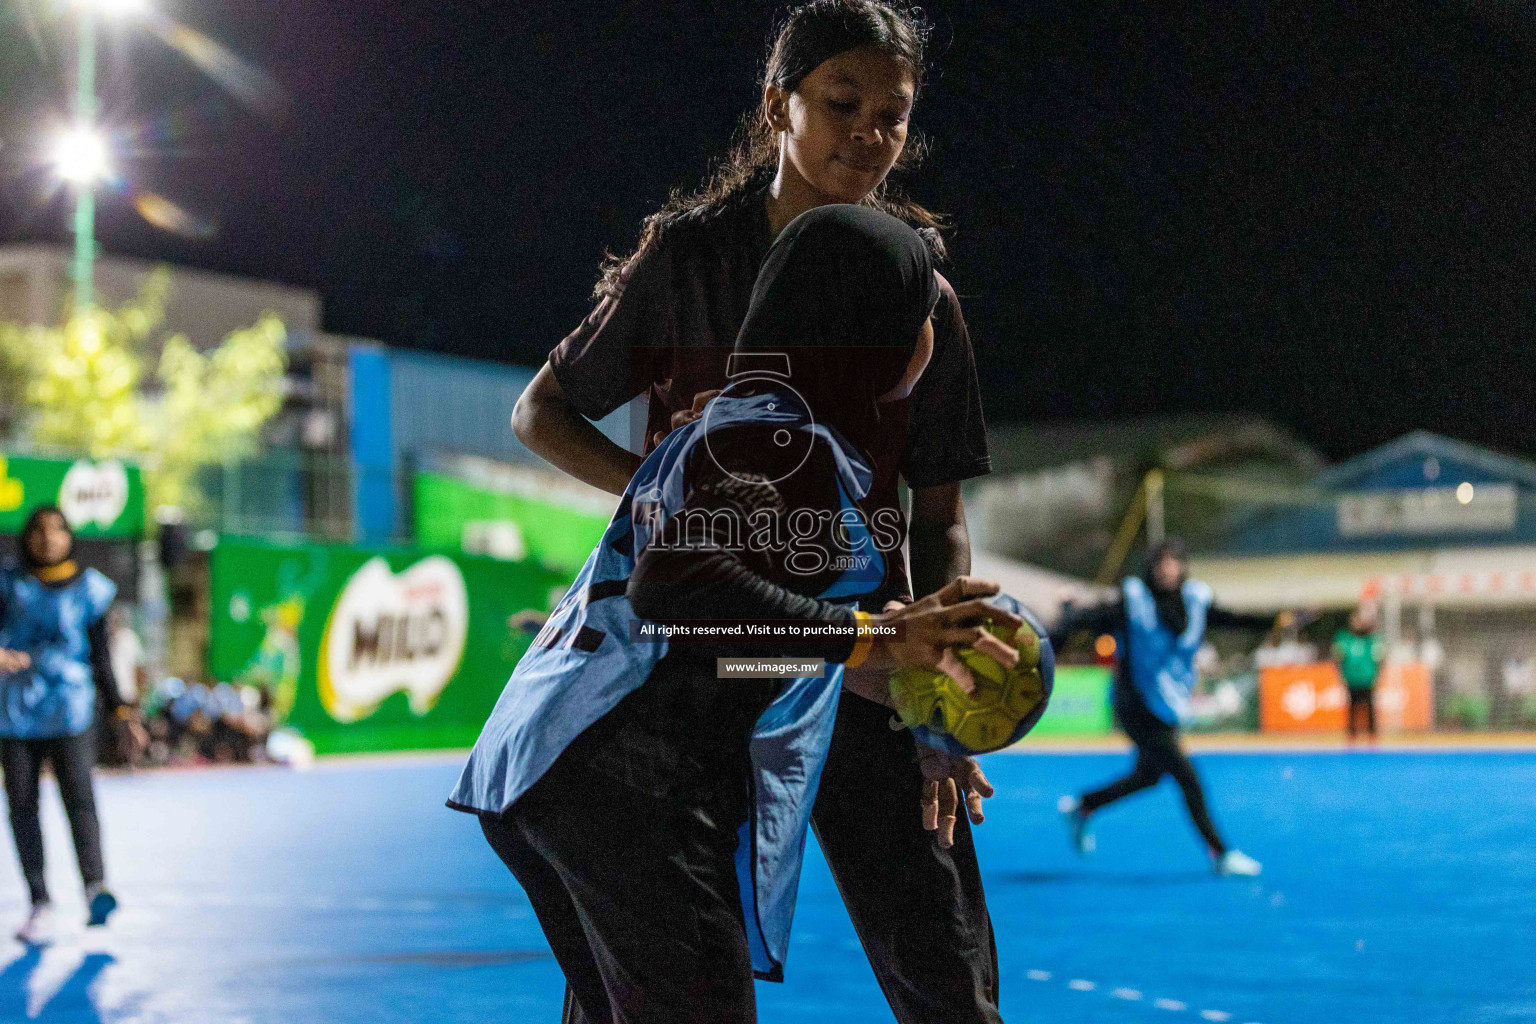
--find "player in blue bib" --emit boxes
[1051,538,1280,877]
[0,506,124,942]
[451,205,1021,1023]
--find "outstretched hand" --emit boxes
[870,577,1022,693]
[0,649,31,674]
[918,748,994,848]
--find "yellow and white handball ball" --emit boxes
[888,594,1055,755]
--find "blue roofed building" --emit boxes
[1217,431,1536,557]
[1187,432,1536,728]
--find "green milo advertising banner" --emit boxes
[209,537,569,754]
[0,454,145,538]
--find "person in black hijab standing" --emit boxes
[0,507,123,942]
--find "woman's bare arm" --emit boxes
[512,361,643,497]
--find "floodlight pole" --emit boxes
[1144,468,1166,548]
[72,5,99,311]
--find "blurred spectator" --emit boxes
[106,606,145,706]
[1333,604,1385,743]
[138,676,273,765]
[95,606,151,768]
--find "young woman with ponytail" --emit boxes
[510,4,1003,1021]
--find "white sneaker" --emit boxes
[1216,849,1262,877]
[1057,795,1096,856]
[15,902,54,945]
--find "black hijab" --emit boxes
[18,505,74,572]
[729,204,939,457]
[1141,536,1191,633]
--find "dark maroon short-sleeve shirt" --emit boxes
[550,192,992,601]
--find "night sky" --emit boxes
[3,1,1534,462]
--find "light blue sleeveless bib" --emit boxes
[1121,576,1213,726]
[0,562,116,739]
[450,385,885,979]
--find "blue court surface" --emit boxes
[0,749,1532,1023]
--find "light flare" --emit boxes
[52,126,112,184]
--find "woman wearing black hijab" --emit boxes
[0,506,122,942]
[1051,537,1275,876]
[460,205,1019,1024]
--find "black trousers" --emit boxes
[808,694,1002,1024]
[1347,688,1376,739]
[1081,698,1227,856]
[532,693,1003,1024]
[483,754,758,1024]
[1,731,105,905]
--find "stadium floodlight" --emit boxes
[77,0,150,15]
[53,126,111,184]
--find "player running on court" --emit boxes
[1053,537,1279,877]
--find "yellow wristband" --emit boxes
[844,610,874,669]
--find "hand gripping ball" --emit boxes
[888,593,1055,755]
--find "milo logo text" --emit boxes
[349,609,451,670]
[318,556,469,723]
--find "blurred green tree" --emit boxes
[0,270,287,516]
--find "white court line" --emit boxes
[1029,967,1252,1022]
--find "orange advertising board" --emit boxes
[1259,662,1433,733]
[1260,663,1347,732]
[1375,662,1434,731]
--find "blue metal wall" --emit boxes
[387,350,538,469]
[349,347,396,544]
[348,345,634,542]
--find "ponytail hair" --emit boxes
[597,0,948,299]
